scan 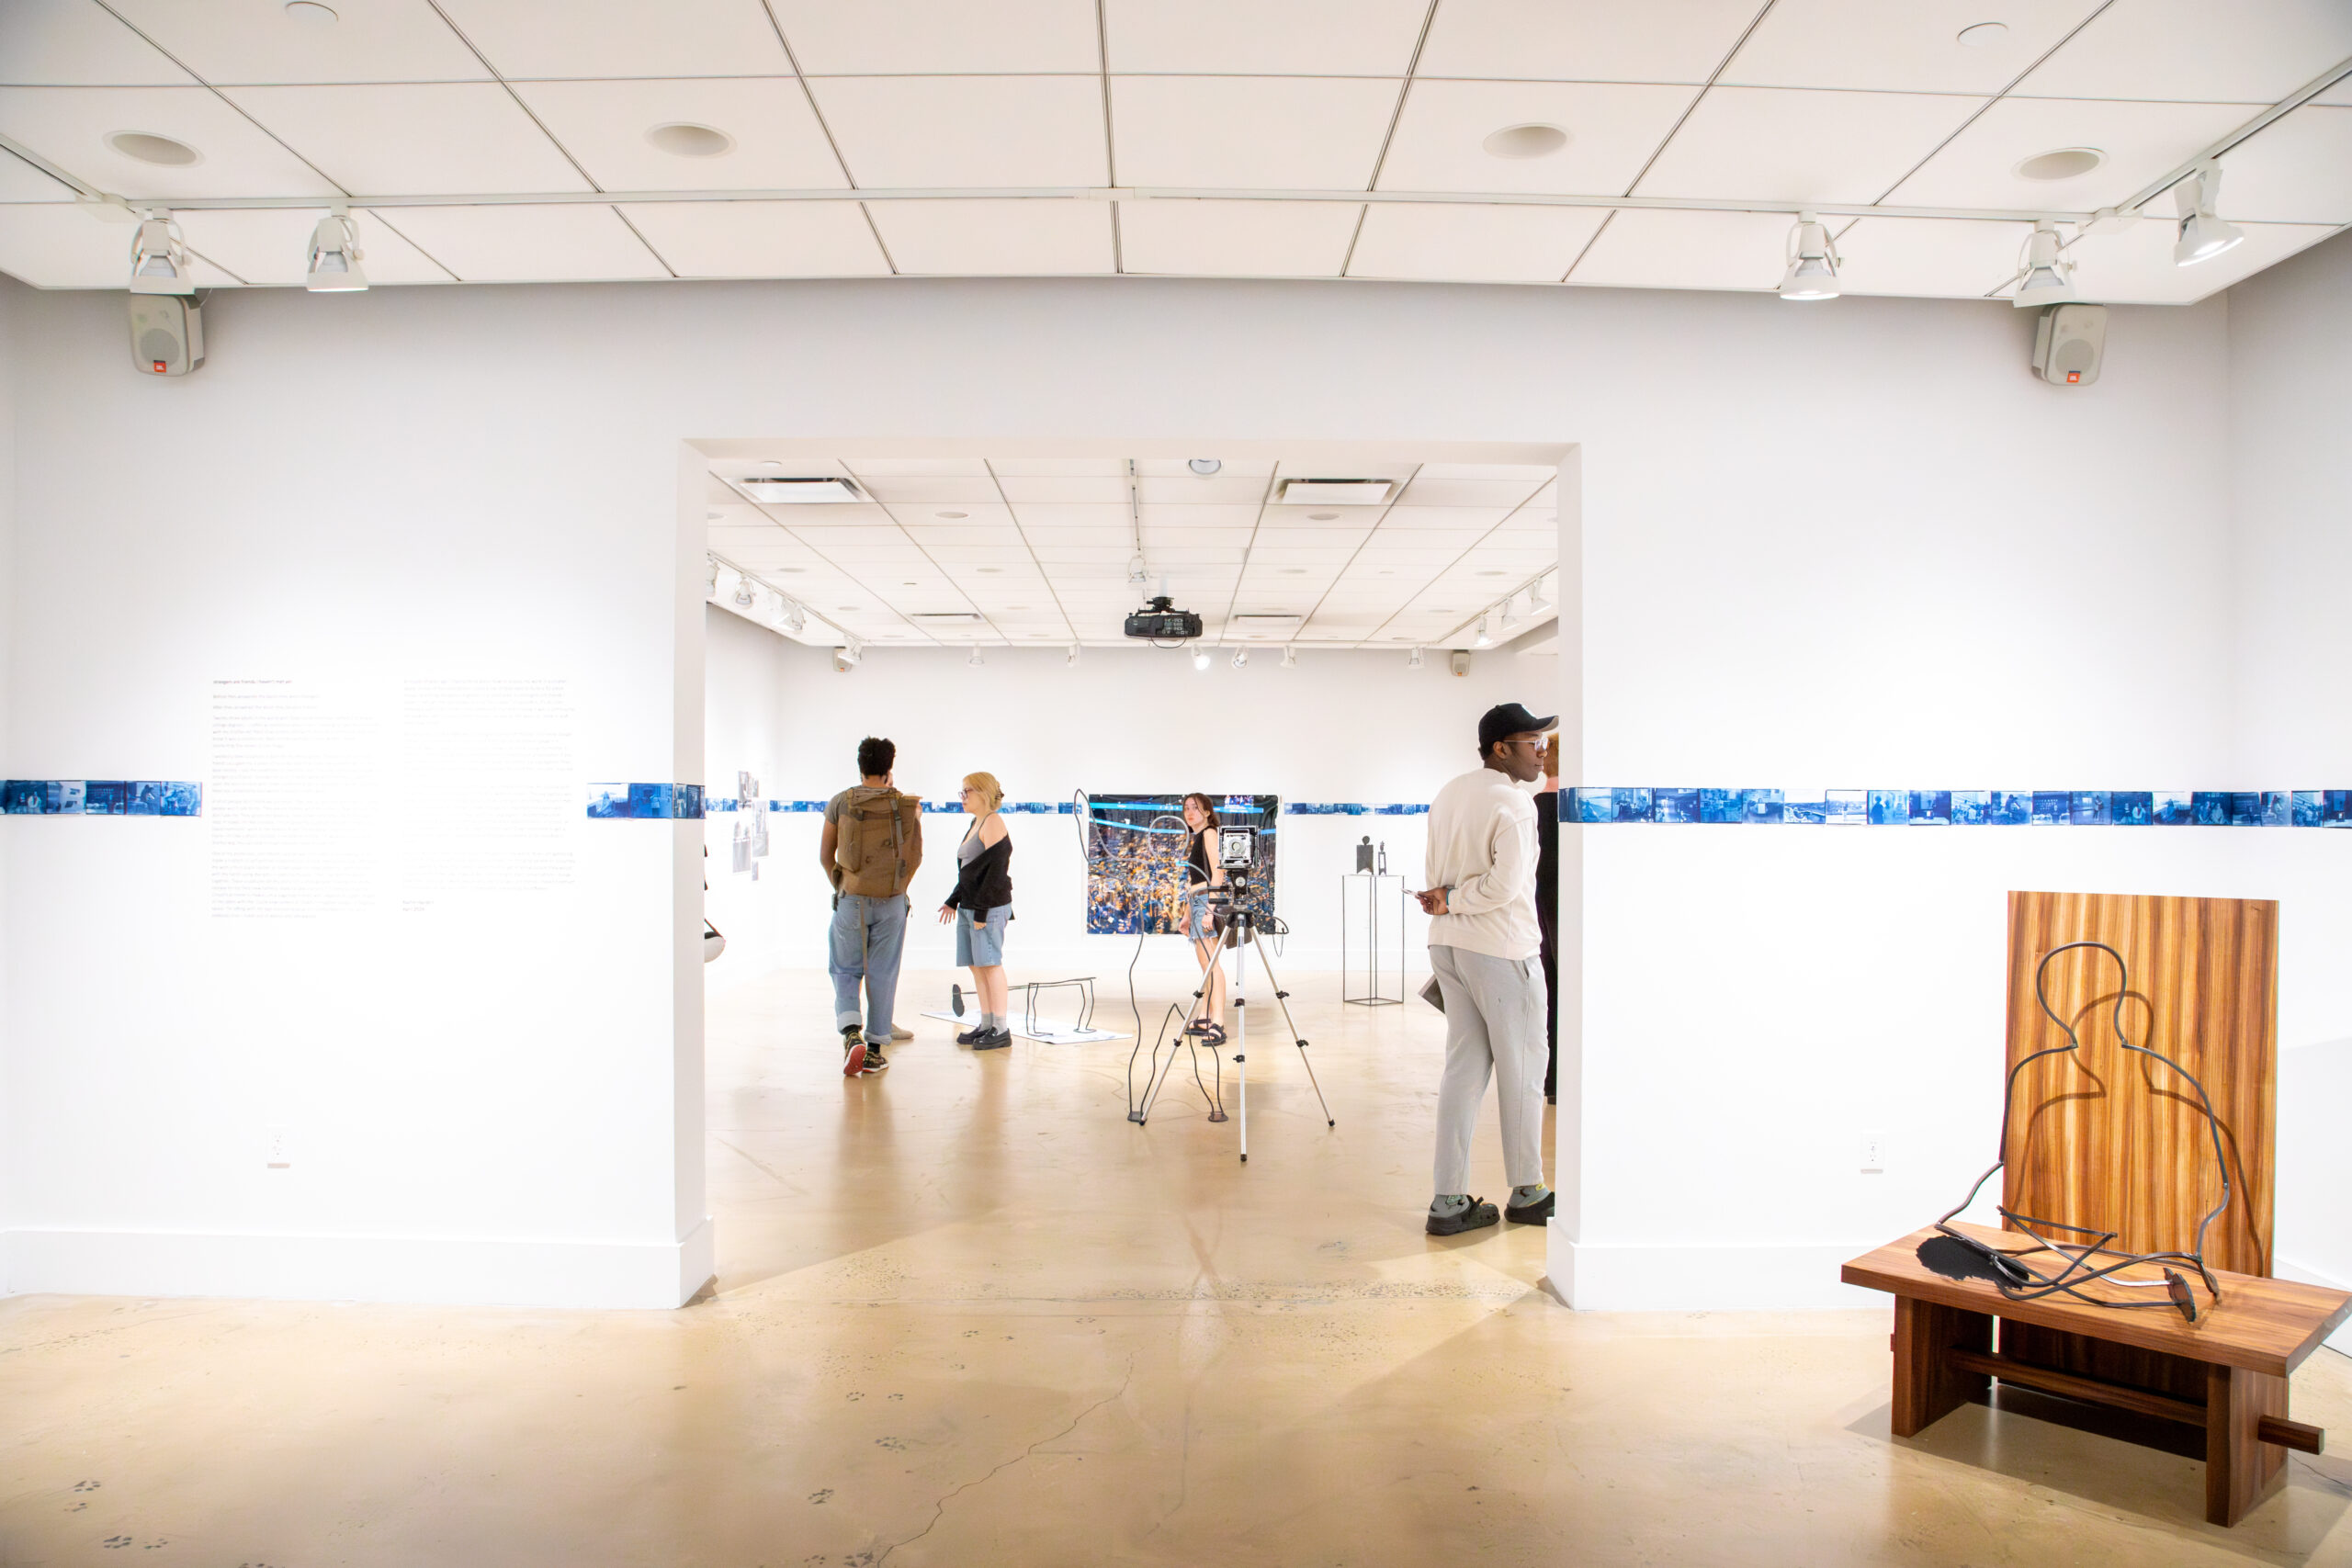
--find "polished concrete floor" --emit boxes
[5,965,2350,1567]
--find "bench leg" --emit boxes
[1892,1296,1993,1438]
[2207,1364,2290,1527]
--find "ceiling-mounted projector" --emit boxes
[1125,595,1204,640]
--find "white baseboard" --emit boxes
[3,1217,716,1310]
[1546,1223,1884,1311]
[2276,1255,2352,1354]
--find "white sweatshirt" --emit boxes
[1422,766,1541,961]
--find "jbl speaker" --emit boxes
[2032,303,2105,386]
[128,294,204,377]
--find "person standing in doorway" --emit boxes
[1412,703,1557,1235]
[820,737,922,1077]
[1535,731,1562,1105]
[940,771,1015,1051]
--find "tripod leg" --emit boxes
[1231,927,1248,1163]
[1256,944,1336,1129]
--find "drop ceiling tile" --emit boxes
[1130,475,1270,506]
[1418,462,1560,481]
[104,0,488,85]
[1884,96,2257,212]
[1017,526,1127,547]
[1567,207,1789,291]
[434,0,791,77]
[1721,0,2107,94]
[1030,545,1139,563]
[2064,218,2336,303]
[924,544,1035,565]
[894,505,1021,529]
[1110,76,1397,189]
[0,199,238,287]
[0,86,342,199]
[866,198,1114,274]
[1116,198,1357,276]
[616,200,887,276]
[373,203,665,280]
[226,84,593,196]
[1829,215,2032,298]
[1393,478,1543,507]
[1633,86,1983,204]
[1243,546,1351,566]
[991,458,1129,477]
[1249,527,1373,550]
[2214,106,2352,224]
[859,476,1013,504]
[1377,81,1697,196]
[1347,201,1606,283]
[1136,502,1263,526]
[0,149,73,200]
[174,205,456,284]
[901,530,1029,554]
[1133,457,1276,477]
[1139,529,1257,549]
[514,79,846,192]
[0,0,196,85]
[1102,0,1429,75]
[2017,0,2352,104]
[997,475,1133,503]
[811,77,1107,186]
[772,0,1100,73]
[1416,0,1762,84]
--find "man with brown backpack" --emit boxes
[820,736,923,1076]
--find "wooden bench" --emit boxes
[1843,1221,2352,1526]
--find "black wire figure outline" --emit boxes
[1931,940,2231,1324]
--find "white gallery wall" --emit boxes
[702,604,1555,996]
[2,244,2345,1310]
[2227,231,2352,1312]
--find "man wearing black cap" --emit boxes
[1411,702,1558,1235]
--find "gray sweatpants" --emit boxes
[1429,944,1550,1196]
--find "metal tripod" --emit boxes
[1127,889,1334,1160]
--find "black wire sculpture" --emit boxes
[1923,940,2232,1325]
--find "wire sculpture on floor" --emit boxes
[1923,940,2230,1325]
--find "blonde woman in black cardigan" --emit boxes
[939,771,1014,1050]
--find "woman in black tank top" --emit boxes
[1180,793,1227,1042]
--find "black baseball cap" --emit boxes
[1478,703,1559,753]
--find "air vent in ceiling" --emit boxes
[1229,614,1305,639]
[1278,479,1392,505]
[733,475,864,503]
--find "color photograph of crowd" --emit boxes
[1080,793,1279,935]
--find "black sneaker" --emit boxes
[859,1047,889,1073]
[1505,1190,1555,1224]
[1426,1198,1500,1236]
[840,1027,867,1077]
[971,1029,1012,1051]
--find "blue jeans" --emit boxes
[829,893,907,1040]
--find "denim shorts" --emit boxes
[956,904,1011,966]
[1184,890,1224,943]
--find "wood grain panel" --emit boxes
[2002,891,2276,1277]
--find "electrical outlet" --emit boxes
[1860,1131,1887,1173]
[266,1125,290,1169]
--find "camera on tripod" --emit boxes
[1216,825,1257,874]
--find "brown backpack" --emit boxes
[834,786,920,897]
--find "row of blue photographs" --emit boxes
[605,795,1441,818]
[1569,788,2352,826]
[2,780,203,816]
[586,783,707,819]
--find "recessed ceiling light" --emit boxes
[1476,570,1509,577]
[1377,569,1395,576]
[758,459,785,468]
[1188,458,1222,476]
[837,604,859,611]
[935,510,968,519]
[2015,146,2104,181]
[1306,512,1340,521]
[284,0,337,20]
[978,567,1001,574]
[108,131,198,166]
[1956,21,2009,47]
[901,580,918,586]
[645,122,733,158]
[777,567,806,574]
[1483,123,1569,160]
[1278,568,1308,575]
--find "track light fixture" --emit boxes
[1408,646,1425,670]
[1778,211,1840,301]
[1231,648,1250,670]
[129,213,194,295]
[1472,615,1496,649]
[704,558,720,593]
[782,601,806,634]
[1527,577,1552,615]
[1280,645,1296,668]
[1192,648,1212,672]
[305,208,367,292]
[2013,221,2075,309]
[2173,164,2244,267]
[1066,642,1080,667]
[1500,593,1521,629]
[732,578,757,608]
[967,645,985,668]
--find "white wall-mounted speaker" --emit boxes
[128,294,204,376]
[2032,303,2105,386]
[1449,649,1472,678]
